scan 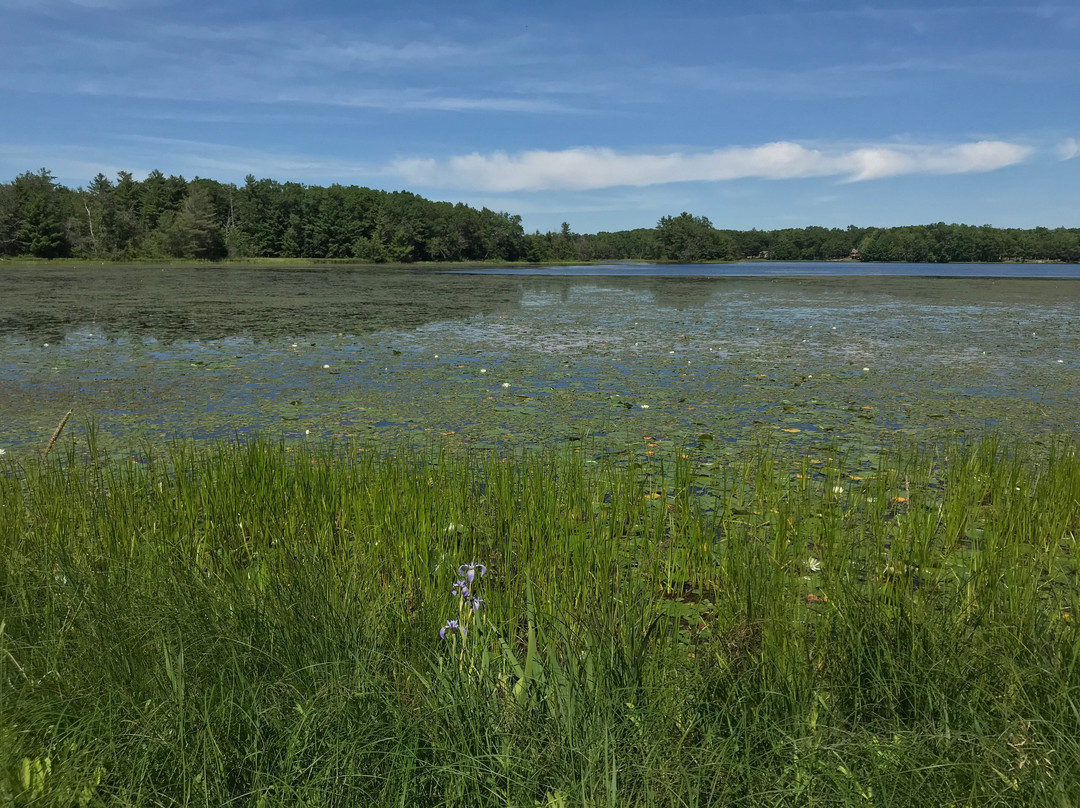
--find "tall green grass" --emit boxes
[1,435,1078,806]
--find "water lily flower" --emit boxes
[439,619,465,639]
[458,561,487,584]
[451,579,470,597]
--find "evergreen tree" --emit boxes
[13,169,68,258]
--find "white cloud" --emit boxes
[390,140,1033,192]
[1057,137,1080,160]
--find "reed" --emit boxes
[1,434,1077,806]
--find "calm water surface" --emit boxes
[1,263,1077,455]
[455,261,1080,279]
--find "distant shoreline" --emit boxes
[2,256,1077,269]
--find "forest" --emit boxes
[2,168,1078,263]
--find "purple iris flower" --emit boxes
[458,562,487,585]
[439,619,465,639]
[451,579,470,598]
[469,595,484,612]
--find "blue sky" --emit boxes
[1,0,1078,233]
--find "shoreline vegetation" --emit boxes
[2,433,1078,805]
[3,168,1078,265]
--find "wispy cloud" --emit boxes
[390,140,1033,192]
[0,14,569,113]
[1057,138,1080,160]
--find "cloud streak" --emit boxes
[1057,138,1080,161]
[391,140,1033,192]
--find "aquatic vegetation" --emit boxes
[0,266,1077,805]
[1,434,1078,806]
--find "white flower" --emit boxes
[808,557,823,573]
[434,354,439,358]
[0,448,6,455]
[501,382,510,388]
[292,343,298,348]
[305,429,310,435]
[862,367,870,372]
[323,364,331,369]
[480,368,487,374]
[640,404,650,409]
[833,485,844,494]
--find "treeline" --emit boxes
[1,169,1078,263]
[572,213,1080,264]
[0,169,526,262]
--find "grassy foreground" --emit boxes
[1,436,1079,807]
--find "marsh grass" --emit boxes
[1,434,1078,806]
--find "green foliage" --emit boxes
[657,212,736,262]
[1,167,1078,264]
[1,436,1078,805]
[11,169,68,258]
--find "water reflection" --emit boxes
[0,265,531,343]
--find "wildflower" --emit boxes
[833,485,844,494]
[469,594,484,612]
[323,364,331,369]
[862,367,870,372]
[0,448,5,456]
[501,382,510,388]
[480,368,487,374]
[640,404,650,409]
[458,561,487,584]
[808,557,823,573]
[451,579,470,597]
[439,619,465,639]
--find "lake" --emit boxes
[1,262,1077,457]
